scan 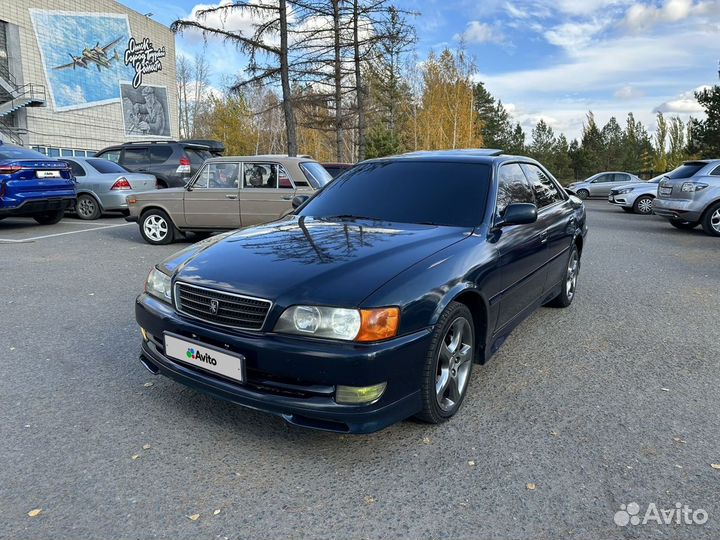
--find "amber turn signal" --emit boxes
[356,307,400,342]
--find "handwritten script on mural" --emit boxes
[124,38,166,88]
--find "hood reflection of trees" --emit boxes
[228,216,411,265]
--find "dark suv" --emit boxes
[95,141,213,188]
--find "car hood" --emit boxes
[161,216,472,307]
[613,182,658,192]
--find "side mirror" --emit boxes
[498,203,537,227]
[291,195,309,209]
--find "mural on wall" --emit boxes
[29,10,136,111]
[120,83,170,137]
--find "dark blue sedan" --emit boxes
[136,150,587,433]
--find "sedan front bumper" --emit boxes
[136,293,430,433]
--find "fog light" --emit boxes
[335,382,387,405]
[140,327,149,341]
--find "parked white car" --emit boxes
[608,175,662,214]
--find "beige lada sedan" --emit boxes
[126,155,332,244]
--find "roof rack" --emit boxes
[123,139,178,145]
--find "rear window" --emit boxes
[87,159,128,174]
[666,163,706,179]
[299,162,332,188]
[149,146,173,163]
[0,145,48,160]
[185,147,212,166]
[299,160,491,227]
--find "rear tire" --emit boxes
[633,195,654,215]
[669,219,698,230]
[576,189,589,200]
[139,209,175,245]
[546,245,580,308]
[700,201,720,237]
[415,302,475,424]
[76,193,102,220]
[33,208,64,225]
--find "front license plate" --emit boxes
[36,170,61,178]
[659,187,672,196]
[164,333,245,383]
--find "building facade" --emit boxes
[0,0,178,157]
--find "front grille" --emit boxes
[174,282,271,330]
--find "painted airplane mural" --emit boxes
[52,37,123,72]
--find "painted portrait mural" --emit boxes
[29,10,136,111]
[120,83,171,137]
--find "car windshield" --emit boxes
[666,163,706,180]
[299,162,333,188]
[298,160,491,227]
[87,159,128,174]
[0,145,48,160]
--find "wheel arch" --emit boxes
[139,205,179,229]
[75,190,104,210]
[432,284,490,364]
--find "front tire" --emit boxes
[76,193,102,220]
[33,208,64,225]
[140,209,175,245]
[669,219,698,230]
[576,189,589,200]
[633,195,654,215]
[700,201,720,237]
[546,245,580,308]
[416,302,475,424]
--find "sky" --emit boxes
[120,0,720,140]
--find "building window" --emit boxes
[47,148,60,157]
[60,148,74,156]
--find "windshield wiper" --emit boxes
[324,214,380,221]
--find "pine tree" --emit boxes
[687,86,720,158]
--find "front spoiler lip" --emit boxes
[140,339,421,433]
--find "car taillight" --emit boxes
[110,177,132,190]
[176,156,192,174]
[0,165,22,175]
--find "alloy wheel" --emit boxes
[637,197,653,214]
[435,317,473,412]
[566,250,579,300]
[144,215,168,242]
[711,209,720,233]
[77,196,96,218]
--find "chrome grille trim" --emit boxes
[174,282,272,331]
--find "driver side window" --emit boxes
[496,163,535,216]
[192,163,240,189]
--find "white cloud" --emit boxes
[544,20,607,51]
[454,21,504,44]
[654,85,710,113]
[623,0,720,31]
[614,85,645,99]
[505,2,529,18]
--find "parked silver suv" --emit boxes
[653,160,720,236]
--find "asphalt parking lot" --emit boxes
[2,201,719,539]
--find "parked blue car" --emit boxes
[0,142,76,224]
[136,150,588,433]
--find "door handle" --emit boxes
[539,231,549,244]
[281,195,293,200]
[225,194,238,200]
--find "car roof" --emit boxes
[205,155,317,165]
[364,149,536,166]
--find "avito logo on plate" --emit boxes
[186,348,217,366]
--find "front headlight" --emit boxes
[616,187,634,194]
[274,305,399,342]
[681,182,708,192]
[145,267,172,303]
